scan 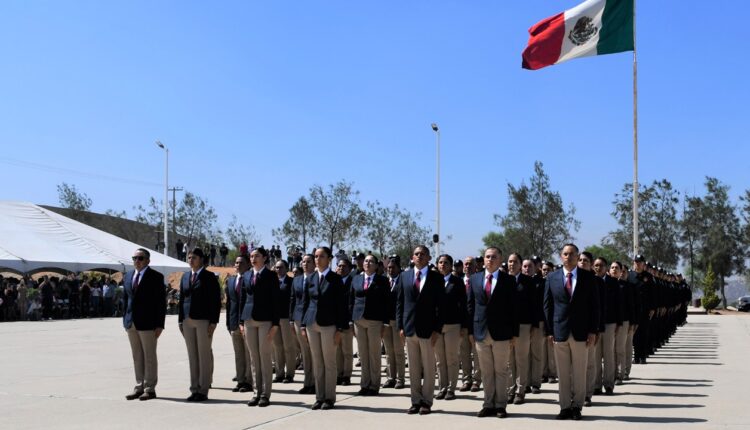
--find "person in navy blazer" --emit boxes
[122,248,166,401]
[179,247,221,402]
[350,254,390,396]
[382,256,406,390]
[433,254,467,401]
[396,245,444,415]
[544,244,600,421]
[272,259,297,384]
[506,253,537,405]
[467,247,518,418]
[301,246,348,410]
[289,253,316,394]
[225,254,253,393]
[240,247,280,407]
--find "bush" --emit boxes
[701,264,721,311]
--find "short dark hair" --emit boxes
[365,254,379,264]
[190,247,205,260]
[580,251,593,261]
[438,254,453,266]
[235,253,249,263]
[136,248,150,259]
[413,245,430,256]
[315,246,333,258]
[508,252,523,262]
[561,243,579,253]
[252,246,269,261]
[594,257,609,266]
[387,256,401,268]
[485,246,502,255]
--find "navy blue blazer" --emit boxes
[240,267,280,326]
[440,274,468,328]
[601,274,622,326]
[467,271,518,342]
[302,270,348,330]
[276,275,293,320]
[122,267,166,330]
[513,273,537,325]
[225,274,245,331]
[350,273,389,324]
[289,274,311,322]
[179,268,221,324]
[396,268,444,339]
[543,268,600,342]
[386,274,400,321]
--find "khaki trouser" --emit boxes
[554,336,589,409]
[354,319,384,390]
[406,335,436,407]
[509,323,531,397]
[244,319,274,399]
[294,321,314,387]
[336,326,354,378]
[601,323,616,389]
[382,320,405,383]
[530,323,546,387]
[308,323,337,403]
[273,318,298,379]
[625,325,635,376]
[475,336,511,409]
[230,328,253,386]
[127,326,158,394]
[459,331,480,385]
[615,321,630,379]
[434,323,461,393]
[545,337,557,378]
[182,318,213,395]
[586,334,599,397]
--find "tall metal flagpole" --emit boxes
[632,0,639,257]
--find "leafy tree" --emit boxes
[484,161,579,260]
[272,196,317,253]
[740,189,750,257]
[606,179,681,269]
[134,190,218,248]
[584,244,629,266]
[701,264,721,311]
[694,177,745,309]
[390,208,431,264]
[308,180,366,250]
[225,215,260,249]
[104,209,127,219]
[57,182,92,211]
[680,195,704,288]
[365,201,399,258]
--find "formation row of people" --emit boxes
[121,243,690,421]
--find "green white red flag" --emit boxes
[522,0,634,70]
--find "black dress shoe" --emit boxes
[605,387,614,395]
[477,407,495,417]
[418,406,431,415]
[194,393,208,402]
[357,387,370,395]
[273,376,285,383]
[435,390,446,400]
[445,391,456,400]
[459,382,471,392]
[232,385,242,392]
[283,376,294,384]
[186,393,198,402]
[584,397,592,407]
[258,397,270,407]
[126,392,144,401]
[531,386,541,394]
[470,383,481,392]
[513,395,525,405]
[382,379,396,389]
[497,408,508,418]
[594,388,602,395]
[311,401,323,410]
[336,377,343,385]
[298,386,310,394]
[407,404,420,414]
[321,400,334,410]
[342,377,351,386]
[548,377,558,384]
[541,376,549,383]
[139,392,156,401]
[247,396,260,407]
[395,381,406,389]
[232,376,238,382]
[556,408,572,420]
[572,407,583,420]
[239,383,252,393]
[368,388,379,396]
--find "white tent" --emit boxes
[0,201,190,275]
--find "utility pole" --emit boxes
[169,186,184,248]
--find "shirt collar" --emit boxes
[485,269,499,280]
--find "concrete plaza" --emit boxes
[2,312,748,429]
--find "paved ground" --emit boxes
[2,312,748,429]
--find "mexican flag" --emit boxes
[522,0,634,70]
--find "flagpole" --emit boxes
[632,0,639,257]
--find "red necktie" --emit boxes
[565,272,573,298]
[414,271,421,294]
[190,272,197,285]
[485,274,492,300]
[235,276,241,295]
[464,277,470,294]
[251,271,257,286]
[364,276,370,291]
[134,272,141,292]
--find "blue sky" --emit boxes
[1,1,748,260]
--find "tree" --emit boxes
[606,179,681,269]
[680,195,704,288]
[485,161,579,260]
[57,182,92,212]
[134,190,218,248]
[104,209,127,219]
[740,189,750,257]
[700,264,721,311]
[272,196,317,253]
[364,201,398,258]
[225,215,260,249]
[308,180,366,250]
[391,208,431,264]
[694,177,745,309]
[584,244,629,266]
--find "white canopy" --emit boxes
[0,201,190,275]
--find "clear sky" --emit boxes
[1,0,748,260]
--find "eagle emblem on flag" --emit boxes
[568,16,598,46]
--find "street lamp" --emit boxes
[156,140,169,255]
[431,123,440,256]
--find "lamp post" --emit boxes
[431,123,440,256]
[156,140,169,255]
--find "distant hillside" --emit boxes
[42,205,185,255]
